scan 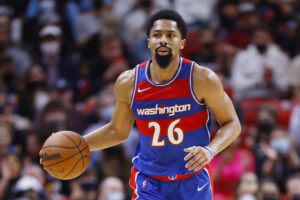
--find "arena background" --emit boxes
[0,0,300,200]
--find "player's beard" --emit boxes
[155,46,173,69]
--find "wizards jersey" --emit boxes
[130,57,212,177]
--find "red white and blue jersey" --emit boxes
[130,57,212,177]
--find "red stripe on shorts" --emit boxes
[129,167,139,200]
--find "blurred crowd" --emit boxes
[0,0,300,200]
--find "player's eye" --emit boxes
[153,33,160,37]
[168,34,175,38]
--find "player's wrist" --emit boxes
[203,146,214,160]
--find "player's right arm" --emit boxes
[83,69,135,151]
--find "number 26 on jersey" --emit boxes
[149,119,184,147]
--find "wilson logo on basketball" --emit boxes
[42,153,61,161]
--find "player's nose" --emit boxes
[159,34,168,46]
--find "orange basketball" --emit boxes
[40,131,90,180]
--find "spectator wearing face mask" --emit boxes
[248,104,278,153]
[256,128,300,193]
[230,25,290,101]
[38,24,79,91]
[97,176,127,200]
[23,0,75,51]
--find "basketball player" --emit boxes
[75,10,241,199]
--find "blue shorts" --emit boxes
[129,166,214,200]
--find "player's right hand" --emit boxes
[183,146,212,171]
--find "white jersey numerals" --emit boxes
[149,119,184,147]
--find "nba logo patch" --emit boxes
[168,175,177,180]
[142,180,147,189]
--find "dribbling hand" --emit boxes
[184,146,213,171]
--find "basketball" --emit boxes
[40,131,90,180]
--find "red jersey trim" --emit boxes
[189,62,205,105]
[130,66,139,108]
[135,78,191,101]
[145,57,183,87]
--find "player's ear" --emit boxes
[180,39,186,50]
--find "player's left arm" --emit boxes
[184,64,241,171]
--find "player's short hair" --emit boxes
[146,9,187,39]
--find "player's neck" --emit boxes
[149,56,180,84]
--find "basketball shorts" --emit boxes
[129,165,214,200]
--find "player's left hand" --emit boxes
[184,146,212,171]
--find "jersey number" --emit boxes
[149,119,184,147]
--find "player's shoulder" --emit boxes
[192,63,224,101]
[114,69,135,102]
[193,63,221,86]
[116,68,135,86]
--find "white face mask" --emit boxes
[40,41,60,56]
[106,191,125,200]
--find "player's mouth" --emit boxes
[156,46,172,56]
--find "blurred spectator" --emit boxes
[23,0,75,52]
[190,27,218,70]
[0,8,32,76]
[224,1,259,49]
[17,64,50,120]
[288,54,300,100]
[174,0,218,28]
[85,33,129,95]
[0,122,14,157]
[211,136,255,200]
[0,56,18,93]
[75,0,120,46]
[98,176,126,200]
[0,100,31,132]
[13,175,48,200]
[94,145,132,184]
[233,172,259,200]
[288,105,300,153]
[69,169,99,200]
[255,128,300,193]
[269,2,298,57]
[130,35,151,65]
[247,104,278,151]
[22,164,47,188]
[51,78,88,133]
[257,178,280,200]
[38,24,79,90]
[285,173,300,200]
[217,1,238,35]
[0,153,23,199]
[230,25,290,101]
[55,0,93,41]
[121,0,155,48]
[35,100,68,142]
[216,1,260,78]
[23,130,43,166]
